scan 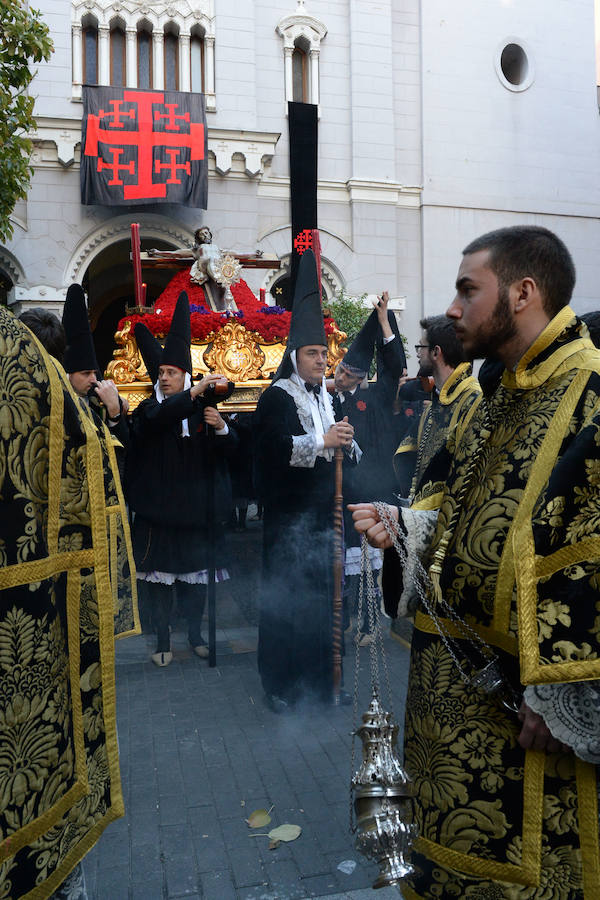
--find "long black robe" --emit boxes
[253,383,336,703]
[126,389,238,573]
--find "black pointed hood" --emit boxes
[275,249,326,381]
[134,322,162,385]
[160,292,192,374]
[62,284,99,374]
[341,309,378,376]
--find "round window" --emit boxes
[495,40,534,92]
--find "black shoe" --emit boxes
[264,693,290,714]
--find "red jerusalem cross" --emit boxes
[84,90,204,200]
[155,149,191,184]
[98,148,135,185]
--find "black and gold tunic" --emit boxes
[0,308,138,899]
[402,309,600,899]
[394,363,481,510]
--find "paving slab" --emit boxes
[84,520,411,899]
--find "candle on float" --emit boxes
[131,223,142,307]
[259,288,266,304]
[142,283,147,305]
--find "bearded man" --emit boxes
[352,226,600,899]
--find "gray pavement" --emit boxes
[83,518,411,899]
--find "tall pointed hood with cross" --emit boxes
[274,249,327,382]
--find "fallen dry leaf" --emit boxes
[268,824,302,843]
[245,807,273,828]
[268,840,280,850]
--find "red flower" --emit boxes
[356,400,367,411]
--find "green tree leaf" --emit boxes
[0,0,53,242]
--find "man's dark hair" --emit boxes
[580,311,600,349]
[462,225,576,317]
[19,308,66,363]
[420,314,466,368]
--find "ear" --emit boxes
[513,277,537,313]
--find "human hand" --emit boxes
[190,373,228,399]
[374,290,390,322]
[93,379,121,418]
[517,700,569,753]
[323,416,354,449]
[204,407,225,430]
[348,502,398,549]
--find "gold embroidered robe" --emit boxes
[402,309,600,899]
[394,363,481,510]
[0,308,139,899]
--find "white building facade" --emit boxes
[2,0,600,365]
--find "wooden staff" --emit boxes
[332,446,344,704]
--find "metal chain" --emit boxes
[350,535,395,833]
[374,499,506,679]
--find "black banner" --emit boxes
[288,102,318,310]
[81,85,208,208]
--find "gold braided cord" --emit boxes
[535,536,600,579]
[66,567,89,798]
[78,404,125,822]
[45,354,64,557]
[0,549,95,590]
[512,370,596,683]
[438,363,478,405]
[103,419,140,638]
[575,757,600,895]
[414,610,518,657]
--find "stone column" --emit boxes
[284,45,293,103]
[72,24,83,88]
[126,27,137,88]
[98,25,110,86]
[205,36,215,95]
[309,48,319,106]
[153,30,164,90]
[179,33,191,92]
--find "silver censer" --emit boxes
[352,694,417,889]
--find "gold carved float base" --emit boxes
[106,319,347,412]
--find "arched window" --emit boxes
[292,44,308,102]
[82,16,98,84]
[190,31,205,93]
[276,8,327,111]
[164,28,179,91]
[110,23,126,86]
[137,26,153,89]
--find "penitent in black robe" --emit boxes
[253,380,337,704]
[125,389,238,574]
